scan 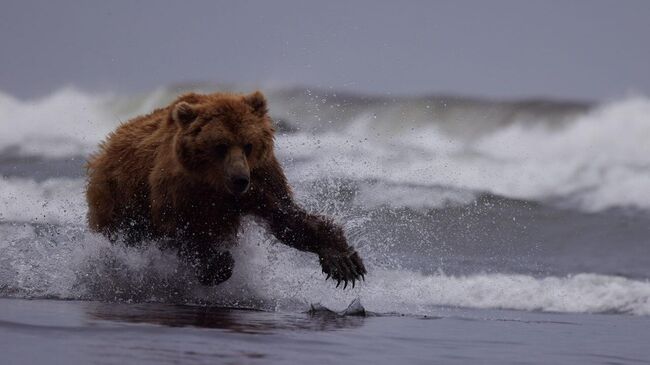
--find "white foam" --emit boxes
[357,270,650,316]
[225,228,650,316]
[0,177,86,225]
[0,88,119,158]
[473,97,650,211]
[275,97,650,212]
[1,221,649,315]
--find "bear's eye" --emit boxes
[244,143,253,157]
[214,144,228,157]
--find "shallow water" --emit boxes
[2,298,648,365]
[1,86,649,363]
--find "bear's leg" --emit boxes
[248,162,366,289]
[179,244,235,286]
[251,188,367,280]
[86,172,118,238]
[195,250,234,286]
[87,174,152,244]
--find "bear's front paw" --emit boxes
[318,247,366,289]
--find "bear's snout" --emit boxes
[224,146,250,195]
[229,174,250,194]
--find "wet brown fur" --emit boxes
[86,91,366,286]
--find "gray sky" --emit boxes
[1,0,649,100]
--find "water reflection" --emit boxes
[84,302,365,334]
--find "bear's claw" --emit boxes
[318,247,367,290]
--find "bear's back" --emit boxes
[90,106,172,168]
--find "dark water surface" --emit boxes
[1,298,648,365]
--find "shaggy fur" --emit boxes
[86,91,366,287]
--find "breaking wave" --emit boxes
[1,86,649,212]
[1,219,649,316]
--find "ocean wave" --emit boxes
[277,96,650,212]
[0,177,86,225]
[1,86,649,212]
[0,88,115,158]
[1,221,648,316]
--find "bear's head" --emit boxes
[170,91,275,195]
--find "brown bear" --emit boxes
[86,91,366,288]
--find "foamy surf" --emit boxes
[0,218,649,316]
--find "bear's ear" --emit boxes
[172,101,197,126]
[243,91,268,117]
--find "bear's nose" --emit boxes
[231,175,250,194]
